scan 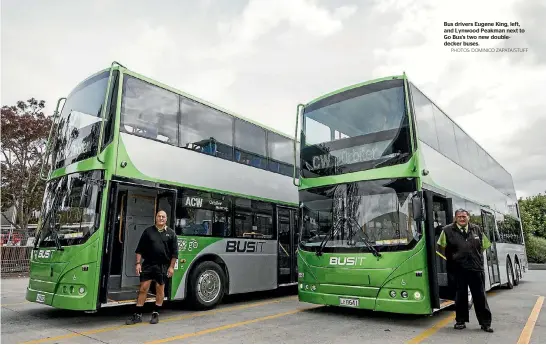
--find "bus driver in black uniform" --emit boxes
[437,208,494,333]
[126,210,178,325]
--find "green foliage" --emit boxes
[519,192,546,238]
[525,235,546,264]
[1,99,52,230]
[519,193,546,263]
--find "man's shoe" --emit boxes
[126,313,142,325]
[481,325,494,333]
[150,311,159,324]
[454,322,466,330]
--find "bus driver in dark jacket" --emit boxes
[437,208,494,333]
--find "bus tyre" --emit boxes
[514,260,521,286]
[189,261,225,310]
[506,259,514,289]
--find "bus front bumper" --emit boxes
[298,286,431,315]
[26,279,95,311]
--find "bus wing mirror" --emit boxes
[412,194,424,222]
[293,104,304,187]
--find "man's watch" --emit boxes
[136,262,141,265]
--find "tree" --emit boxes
[1,98,53,231]
[519,192,546,239]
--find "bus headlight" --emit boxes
[389,290,396,298]
[401,291,408,298]
[414,291,422,300]
[79,287,85,294]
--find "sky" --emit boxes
[2,0,545,199]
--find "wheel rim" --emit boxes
[197,269,221,303]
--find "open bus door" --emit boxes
[481,209,501,287]
[424,190,458,311]
[99,182,176,306]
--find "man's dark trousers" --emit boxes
[454,268,492,326]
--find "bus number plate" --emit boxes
[339,297,359,308]
[36,294,45,303]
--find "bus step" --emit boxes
[439,299,455,309]
[107,290,156,302]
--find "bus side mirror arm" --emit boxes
[293,104,304,187]
[40,97,66,181]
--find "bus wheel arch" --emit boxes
[186,254,229,309]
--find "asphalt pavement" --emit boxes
[1,270,544,344]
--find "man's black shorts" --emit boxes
[140,263,169,285]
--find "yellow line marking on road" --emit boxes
[145,306,319,344]
[407,291,498,343]
[517,295,544,344]
[21,296,297,344]
[406,312,455,344]
[0,301,30,307]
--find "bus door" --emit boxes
[119,187,176,291]
[424,190,454,309]
[277,207,298,284]
[481,210,500,286]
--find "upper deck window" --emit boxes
[52,71,110,169]
[120,76,179,145]
[300,79,412,177]
[119,74,297,177]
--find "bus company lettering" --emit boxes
[226,240,266,253]
[209,199,229,212]
[185,197,203,207]
[329,257,366,266]
[311,146,380,170]
[184,197,228,211]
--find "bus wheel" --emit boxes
[189,261,226,310]
[506,259,514,289]
[514,260,521,286]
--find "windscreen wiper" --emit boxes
[52,222,64,251]
[345,217,381,258]
[34,210,53,249]
[315,217,345,257]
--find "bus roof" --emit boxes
[72,64,297,142]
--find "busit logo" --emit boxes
[329,256,365,266]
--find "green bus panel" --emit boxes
[297,239,432,315]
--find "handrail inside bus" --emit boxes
[118,194,126,244]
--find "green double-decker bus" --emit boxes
[294,74,527,315]
[27,62,301,312]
